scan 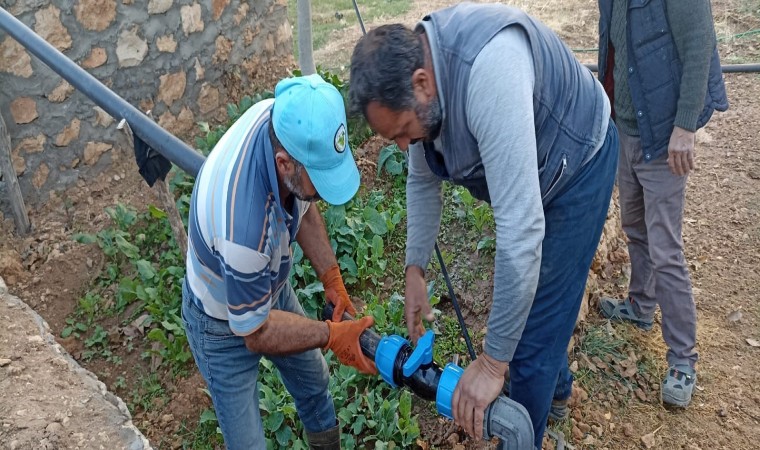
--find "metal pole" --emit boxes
[351,0,366,35]
[0,7,205,177]
[0,112,31,235]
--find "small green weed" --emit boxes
[113,376,127,390]
[129,373,167,412]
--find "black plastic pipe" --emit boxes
[324,302,443,398]
[0,7,205,178]
[322,303,535,449]
[584,62,760,73]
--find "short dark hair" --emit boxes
[268,118,304,169]
[268,118,283,153]
[348,24,425,116]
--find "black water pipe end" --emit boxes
[392,343,441,401]
[321,303,381,359]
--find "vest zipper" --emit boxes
[542,154,567,201]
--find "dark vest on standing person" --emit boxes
[420,3,608,205]
[598,0,728,162]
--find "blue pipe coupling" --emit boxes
[435,363,464,419]
[375,335,406,388]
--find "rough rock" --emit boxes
[0,37,33,78]
[116,27,148,68]
[34,5,72,51]
[10,97,38,124]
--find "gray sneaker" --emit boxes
[599,296,654,331]
[662,365,697,408]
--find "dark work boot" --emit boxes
[306,425,340,450]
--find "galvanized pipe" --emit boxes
[0,7,205,177]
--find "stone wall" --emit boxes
[0,0,294,207]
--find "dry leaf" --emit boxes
[746,338,760,347]
[591,356,608,370]
[131,313,151,335]
[620,358,636,369]
[580,353,598,373]
[582,435,597,446]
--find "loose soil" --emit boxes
[1,0,759,449]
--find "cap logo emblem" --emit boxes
[334,124,347,153]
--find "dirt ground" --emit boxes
[1,0,759,449]
[0,276,150,450]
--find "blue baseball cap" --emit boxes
[271,74,360,205]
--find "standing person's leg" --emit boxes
[634,152,697,405]
[181,280,266,450]
[509,124,618,448]
[550,358,573,420]
[600,132,656,328]
[268,283,338,447]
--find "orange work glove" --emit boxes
[320,264,356,322]
[324,316,378,375]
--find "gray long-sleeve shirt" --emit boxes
[406,25,610,362]
[406,26,546,363]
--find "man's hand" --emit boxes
[452,354,508,441]
[667,126,696,176]
[405,266,434,343]
[324,316,377,375]
[320,264,356,322]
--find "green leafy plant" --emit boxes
[114,376,127,390]
[61,318,88,339]
[69,203,189,374]
[377,144,408,177]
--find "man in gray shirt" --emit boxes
[349,4,618,448]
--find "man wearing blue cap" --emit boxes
[181,74,376,450]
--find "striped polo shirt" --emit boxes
[185,98,310,336]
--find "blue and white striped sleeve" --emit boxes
[215,237,273,336]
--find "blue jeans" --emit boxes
[508,122,619,449]
[182,280,336,450]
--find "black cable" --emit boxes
[435,243,477,361]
